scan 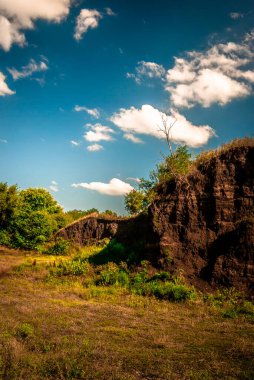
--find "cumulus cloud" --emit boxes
[111,104,214,147]
[87,143,103,152]
[0,0,71,51]
[74,105,100,118]
[0,72,15,96]
[0,138,7,143]
[8,58,48,80]
[84,123,114,142]
[74,9,102,40]
[127,61,166,84]
[49,180,59,192]
[72,178,133,196]
[166,32,254,107]
[74,7,115,41]
[70,140,79,146]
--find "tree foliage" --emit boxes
[0,183,19,229]
[0,184,67,250]
[124,146,192,215]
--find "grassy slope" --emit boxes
[0,248,254,380]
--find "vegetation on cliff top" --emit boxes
[125,137,254,215]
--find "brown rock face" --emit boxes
[56,143,254,294]
[150,145,254,293]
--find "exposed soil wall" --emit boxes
[56,143,254,294]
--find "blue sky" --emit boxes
[0,0,253,213]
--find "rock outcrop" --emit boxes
[56,140,254,294]
[150,142,254,293]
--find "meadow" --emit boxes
[0,245,253,380]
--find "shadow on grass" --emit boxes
[88,239,145,266]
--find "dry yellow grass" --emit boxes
[0,248,253,379]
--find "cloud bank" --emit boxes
[111,104,214,147]
[72,178,133,196]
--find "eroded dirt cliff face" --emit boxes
[56,143,254,294]
[150,144,254,293]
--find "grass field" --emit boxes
[0,246,253,380]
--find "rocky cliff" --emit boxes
[56,139,254,294]
[150,141,254,293]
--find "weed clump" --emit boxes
[46,238,71,255]
[16,323,34,339]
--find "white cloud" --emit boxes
[72,178,133,196]
[230,12,244,20]
[166,32,254,107]
[74,9,102,40]
[70,140,79,146]
[49,180,59,192]
[0,0,71,51]
[111,104,214,147]
[0,15,25,51]
[84,123,114,142]
[123,133,144,144]
[8,58,48,80]
[0,72,15,96]
[127,61,166,84]
[87,143,103,152]
[74,105,100,118]
[0,138,7,143]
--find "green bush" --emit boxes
[97,262,129,286]
[53,256,93,277]
[47,239,71,255]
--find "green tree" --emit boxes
[19,188,62,214]
[124,146,192,215]
[124,189,146,215]
[11,188,65,250]
[0,182,19,229]
[12,210,58,250]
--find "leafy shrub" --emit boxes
[47,239,71,255]
[54,257,92,277]
[97,262,129,286]
[204,288,240,308]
